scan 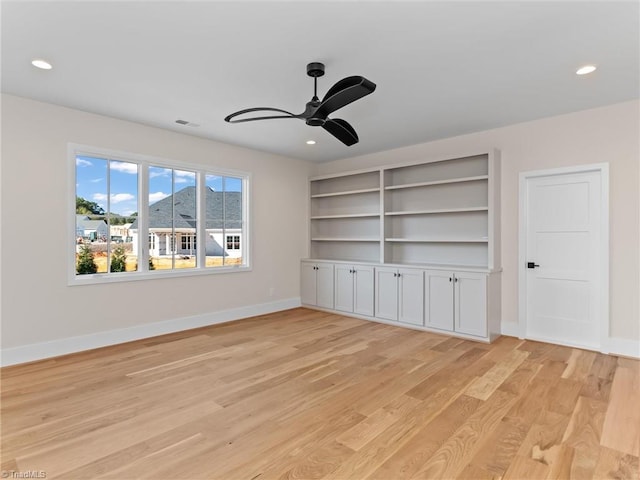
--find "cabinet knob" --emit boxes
[454,277,458,282]
[449,277,452,282]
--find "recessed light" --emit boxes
[306,140,316,145]
[31,59,53,70]
[576,65,597,75]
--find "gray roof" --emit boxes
[130,186,242,230]
[77,218,107,230]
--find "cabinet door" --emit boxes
[353,265,374,317]
[301,262,317,306]
[375,267,398,321]
[398,268,424,325]
[334,264,354,313]
[425,270,454,331]
[455,272,487,337]
[316,263,335,309]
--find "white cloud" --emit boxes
[110,161,138,174]
[76,158,92,167]
[92,193,135,204]
[111,193,135,204]
[174,170,195,184]
[149,191,169,203]
[90,178,103,183]
[149,168,171,178]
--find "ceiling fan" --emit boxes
[224,62,376,146]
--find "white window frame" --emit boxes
[68,143,251,285]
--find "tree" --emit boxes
[110,245,127,272]
[76,244,98,274]
[76,196,105,215]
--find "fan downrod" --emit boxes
[306,62,325,78]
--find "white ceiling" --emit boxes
[2,1,638,163]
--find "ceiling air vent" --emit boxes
[175,119,200,127]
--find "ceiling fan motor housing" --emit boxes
[306,62,325,77]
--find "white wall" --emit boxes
[1,94,312,358]
[314,100,640,347]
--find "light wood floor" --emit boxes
[2,308,639,479]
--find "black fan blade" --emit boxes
[322,118,359,146]
[225,107,301,123]
[314,76,376,119]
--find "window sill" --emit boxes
[68,264,252,286]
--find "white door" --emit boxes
[524,170,604,350]
[398,268,424,325]
[353,265,375,317]
[301,262,317,306]
[455,272,487,337]
[425,270,454,332]
[375,267,398,321]
[316,263,335,309]
[334,264,354,313]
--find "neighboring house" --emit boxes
[130,186,242,258]
[110,223,133,243]
[76,215,109,241]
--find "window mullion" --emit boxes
[139,163,149,272]
[106,160,111,273]
[197,172,205,269]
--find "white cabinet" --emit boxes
[375,267,424,325]
[334,264,374,317]
[424,270,454,331]
[301,262,334,309]
[425,270,487,338]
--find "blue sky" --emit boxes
[76,155,242,217]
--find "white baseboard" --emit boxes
[607,337,640,359]
[500,321,521,338]
[500,323,639,359]
[1,297,301,367]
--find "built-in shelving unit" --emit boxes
[304,150,501,343]
[308,150,500,270]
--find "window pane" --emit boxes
[75,156,107,274]
[205,174,224,267]
[108,160,138,272]
[173,170,196,269]
[148,166,173,270]
[224,176,243,266]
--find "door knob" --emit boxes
[527,262,540,269]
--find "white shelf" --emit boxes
[311,237,380,242]
[311,188,380,198]
[308,150,499,270]
[385,207,488,216]
[311,213,380,219]
[384,175,488,190]
[385,238,489,243]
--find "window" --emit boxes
[226,235,240,250]
[71,144,250,284]
[181,234,196,251]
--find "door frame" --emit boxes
[518,163,609,352]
